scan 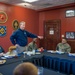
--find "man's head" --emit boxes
[13,62,38,75]
[19,21,26,30]
[62,38,67,44]
[33,38,37,43]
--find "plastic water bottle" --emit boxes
[38,67,43,75]
[23,52,25,58]
[33,49,35,55]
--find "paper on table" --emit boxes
[69,53,75,56]
[56,51,64,54]
[35,52,41,54]
[47,50,56,53]
[47,50,53,52]
[0,60,6,64]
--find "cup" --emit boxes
[38,67,43,75]
[23,52,25,58]
[32,49,35,55]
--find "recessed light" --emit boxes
[23,0,38,3]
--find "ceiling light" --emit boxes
[23,0,38,3]
[17,3,31,6]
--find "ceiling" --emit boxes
[0,0,75,10]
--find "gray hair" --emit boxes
[19,21,26,26]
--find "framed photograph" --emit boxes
[66,10,75,17]
[65,32,75,39]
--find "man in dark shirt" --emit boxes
[10,21,43,54]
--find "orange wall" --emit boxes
[0,3,39,52]
[39,6,75,38]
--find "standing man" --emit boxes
[10,21,42,54]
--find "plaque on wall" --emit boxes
[65,32,75,39]
[66,10,75,17]
[12,20,19,30]
[0,26,6,37]
[0,11,8,24]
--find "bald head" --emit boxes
[13,62,38,75]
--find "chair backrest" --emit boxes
[0,46,4,53]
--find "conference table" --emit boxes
[0,63,66,75]
[0,51,75,75]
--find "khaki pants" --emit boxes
[16,45,27,54]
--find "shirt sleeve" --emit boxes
[26,31,38,38]
[66,44,71,53]
[56,43,60,51]
[27,43,33,51]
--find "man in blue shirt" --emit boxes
[10,21,42,54]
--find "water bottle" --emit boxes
[38,67,43,75]
[23,52,25,58]
[33,49,35,55]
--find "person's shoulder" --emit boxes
[57,43,62,45]
[66,43,70,46]
[13,29,19,33]
[28,42,33,46]
[24,30,29,33]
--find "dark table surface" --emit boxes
[0,51,75,75]
[43,52,75,61]
[43,68,66,75]
[1,52,75,65]
[0,62,66,75]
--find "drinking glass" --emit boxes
[38,67,43,75]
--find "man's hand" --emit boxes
[15,44,19,47]
[38,36,43,39]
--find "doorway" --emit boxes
[43,20,61,50]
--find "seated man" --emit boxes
[13,62,38,75]
[56,38,71,53]
[27,38,38,51]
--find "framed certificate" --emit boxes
[12,20,19,30]
[66,10,75,17]
[65,32,75,39]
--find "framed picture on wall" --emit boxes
[66,10,75,17]
[65,32,75,39]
